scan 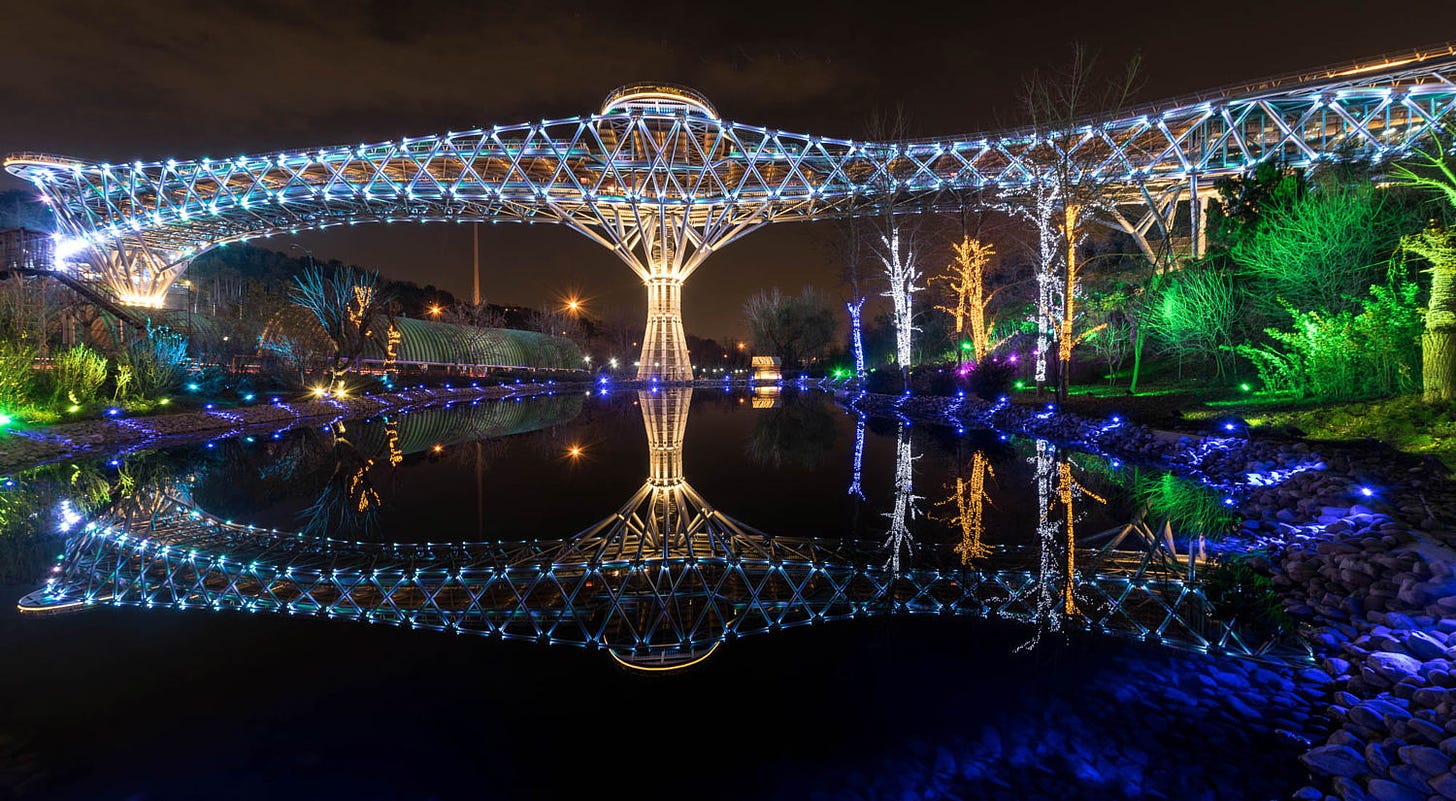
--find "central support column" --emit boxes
[639,276,692,381]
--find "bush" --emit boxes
[0,338,37,410]
[966,356,1016,399]
[1145,264,1240,376]
[50,344,108,406]
[864,366,904,395]
[120,325,188,400]
[1133,472,1237,536]
[909,367,959,396]
[1202,555,1295,636]
[1233,281,1421,401]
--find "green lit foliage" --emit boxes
[0,338,38,411]
[1229,180,1409,319]
[1391,129,1456,401]
[119,325,188,400]
[49,344,108,407]
[742,286,838,368]
[1202,554,1294,636]
[1131,472,1237,537]
[1144,264,1240,376]
[1233,281,1422,401]
[1071,456,1236,537]
[1083,287,1133,383]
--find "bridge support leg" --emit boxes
[87,237,186,308]
[638,276,692,381]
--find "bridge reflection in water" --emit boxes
[19,389,1310,668]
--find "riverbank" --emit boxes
[848,390,1456,801]
[0,383,579,474]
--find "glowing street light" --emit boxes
[428,304,443,318]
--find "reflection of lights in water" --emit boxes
[881,424,921,577]
[56,499,82,533]
[937,451,993,565]
[431,444,444,454]
[847,414,866,500]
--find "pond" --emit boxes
[0,387,1316,800]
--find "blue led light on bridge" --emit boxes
[10,49,1455,377]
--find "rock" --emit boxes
[1397,744,1452,775]
[1366,778,1426,801]
[1408,717,1447,744]
[1301,744,1368,777]
[1369,652,1423,683]
[1404,631,1449,660]
[1432,772,1456,801]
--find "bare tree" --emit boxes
[1017,43,1142,401]
[288,263,389,386]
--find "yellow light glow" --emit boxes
[116,291,167,309]
[567,444,584,459]
[431,444,444,454]
[428,304,442,317]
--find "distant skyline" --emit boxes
[4,0,1455,335]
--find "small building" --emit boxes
[751,355,781,382]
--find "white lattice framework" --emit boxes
[8,44,1456,374]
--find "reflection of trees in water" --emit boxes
[296,432,383,539]
[744,394,836,469]
[882,424,921,576]
[1019,439,1106,651]
[0,453,188,583]
[934,450,995,566]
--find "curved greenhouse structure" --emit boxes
[260,311,585,375]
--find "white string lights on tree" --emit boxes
[882,423,922,577]
[846,297,866,378]
[877,225,921,378]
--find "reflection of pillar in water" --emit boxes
[881,423,921,576]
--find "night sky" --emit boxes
[3,0,1454,337]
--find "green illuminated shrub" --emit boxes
[1132,472,1237,536]
[1233,282,1421,400]
[1144,264,1240,376]
[49,344,108,407]
[0,338,37,410]
[120,325,188,400]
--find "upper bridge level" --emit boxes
[9,42,1454,264]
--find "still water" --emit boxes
[1,388,1312,800]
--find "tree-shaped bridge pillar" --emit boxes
[641,274,691,381]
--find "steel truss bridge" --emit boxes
[21,389,1309,668]
[8,44,1456,379]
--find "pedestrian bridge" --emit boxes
[7,43,1454,379]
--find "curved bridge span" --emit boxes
[8,44,1455,378]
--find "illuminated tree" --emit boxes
[1229,180,1408,320]
[1019,43,1142,401]
[1144,264,1240,377]
[1392,130,1456,401]
[876,224,921,384]
[932,236,999,363]
[289,264,389,385]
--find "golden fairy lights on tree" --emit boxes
[932,236,999,363]
[934,450,995,565]
[1051,456,1105,615]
